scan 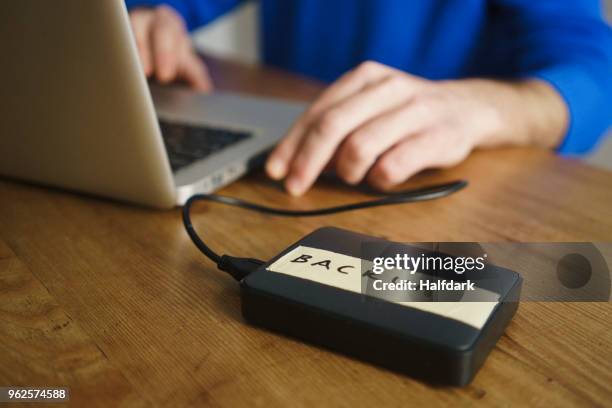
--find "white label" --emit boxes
[266,245,498,329]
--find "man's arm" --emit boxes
[493,0,612,154]
[265,0,612,195]
[125,0,243,31]
[265,64,570,195]
[125,0,243,88]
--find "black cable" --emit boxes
[182,180,468,280]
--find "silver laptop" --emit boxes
[0,0,305,208]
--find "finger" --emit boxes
[367,130,469,190]
[179,48,213,91]
[284,75,420,195]
[151,7,183,83]
[265,119,308,180]
[325,149,341,171]
[367,133,435,190]
[129,10,154,76]
[307,61,392,118]
[335,100,435,185]
[265,61,391,180]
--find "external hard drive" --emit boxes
[240,227,521,386]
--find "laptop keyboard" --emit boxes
[159,120,253,171]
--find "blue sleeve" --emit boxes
[125,0,242,31]
[494,0,612,154]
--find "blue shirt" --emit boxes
[126,0,612,154]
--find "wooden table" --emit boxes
[1,56,611,407]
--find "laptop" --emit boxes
[0,1,306,208]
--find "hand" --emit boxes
[129,6,213,91]
[265,61,566,196]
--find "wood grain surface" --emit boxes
[0,55,611,407]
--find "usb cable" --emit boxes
[182,180,468,280]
